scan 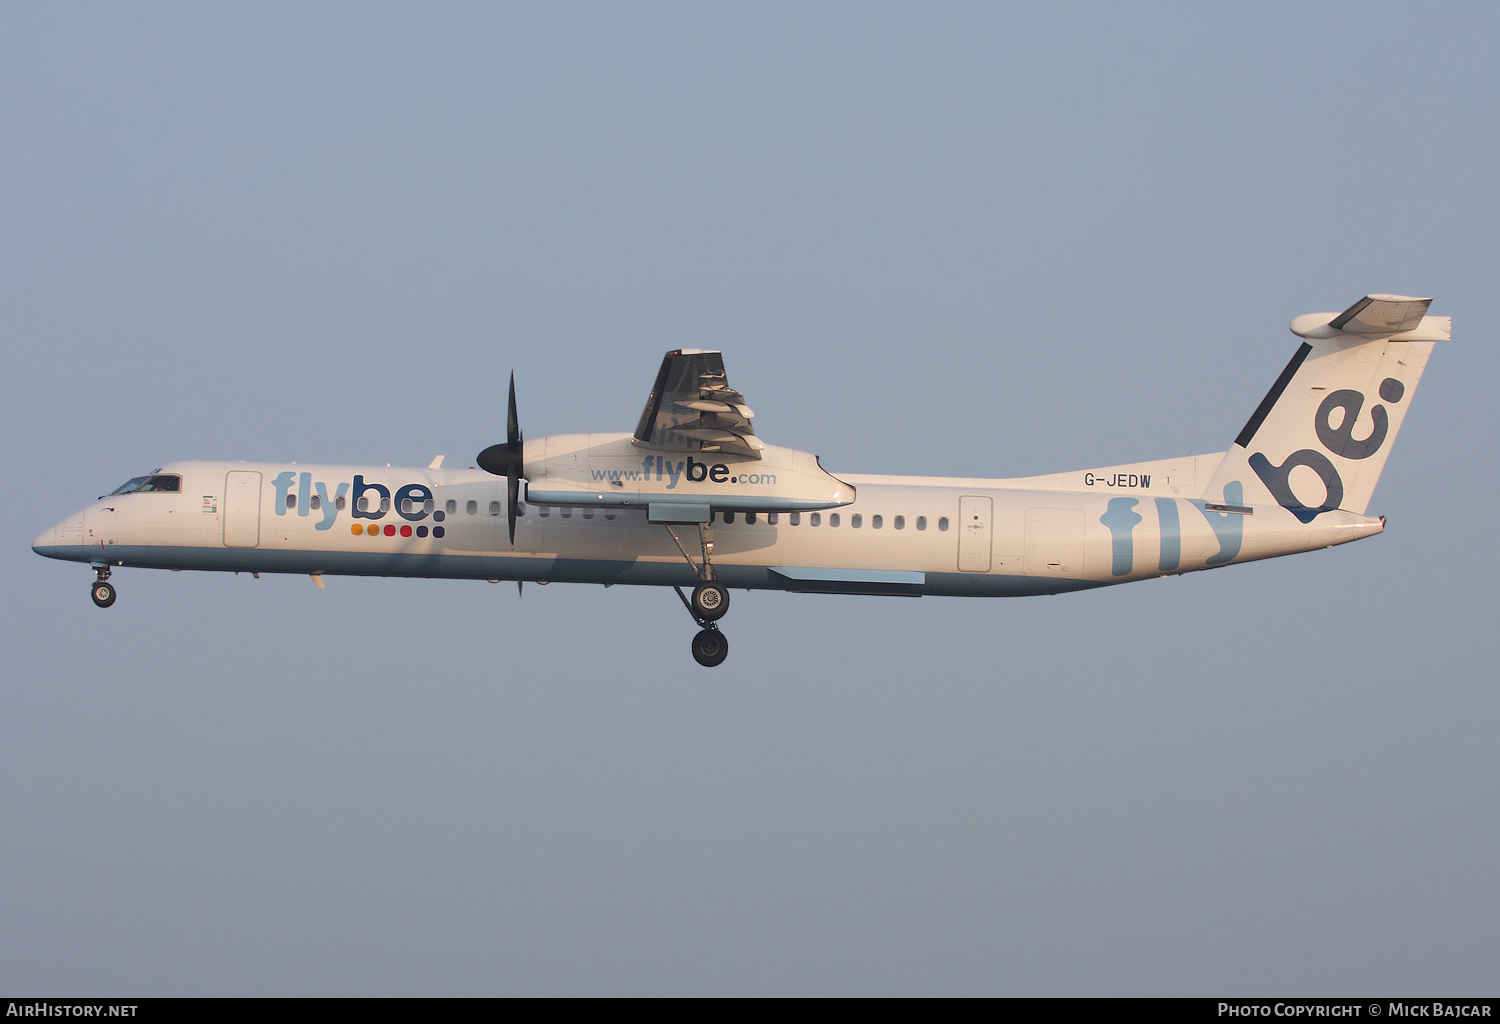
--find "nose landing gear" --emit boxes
[90,565,116,608]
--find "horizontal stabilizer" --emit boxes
[1332,294,1430,335]
[1291,294,1448,341]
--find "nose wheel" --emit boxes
[90,566,116,608]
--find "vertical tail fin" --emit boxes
[1202,295,1447,520]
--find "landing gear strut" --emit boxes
[91,565,116,608]
[665,521,733,667]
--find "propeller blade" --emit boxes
[507,472,519,548]
[477,371,527,550]
[478,371,524,476]
[507,372,521,447]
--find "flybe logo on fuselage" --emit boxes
[589,456,777,488]
[1249,377,1405,523]
[270,471,435,531]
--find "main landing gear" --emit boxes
[675,583,730,667]
[90,565,116,608]
[664,521,732,668]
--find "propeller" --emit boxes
[476,372,524,548]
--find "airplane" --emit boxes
[33,294,1447,666]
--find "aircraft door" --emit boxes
[223,471,262,548]
[958,495,993,572]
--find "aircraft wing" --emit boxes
[633,350,764,459]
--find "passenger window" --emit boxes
[830,513,840,527]
[539,507,550,517]
[445,499,457,515]
[379,497,391,512]
[724,512,735,524]
[561,507,572,518]
[746,512,756,525]
[872,515,882,529]
[466,500,478,515]
[916,516,927,530]
[336,495,346,511]
[583,509,594,519]
[768,513,778,525]
[310,495,321,510]
[490,501,502,516]
[424,499,435,514]
[939,517,950,531]
[357,496,369,513]
[400,498,413,514]
[789,512,800,526]
[851,514,862,528]
[894,515,904,530]
[810,513,821,526]
[285,494,296,509]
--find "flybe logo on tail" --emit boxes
[1249,377,1405,523]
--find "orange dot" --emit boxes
[351,524,363,535]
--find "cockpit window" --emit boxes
[110,474,181,494]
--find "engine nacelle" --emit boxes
[522,433,854,522]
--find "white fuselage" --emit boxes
[33,454,1385,598]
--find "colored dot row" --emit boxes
[351,523,446,538]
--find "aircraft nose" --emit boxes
[33,512,85,561]
[32,523,58,556]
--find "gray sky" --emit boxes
[3,1,1497,996]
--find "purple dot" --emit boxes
[433,526,445,539]
[416,526,428,537]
